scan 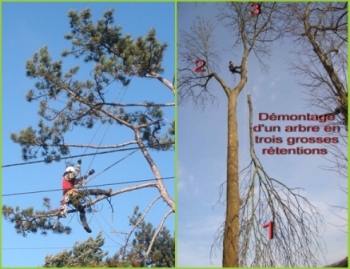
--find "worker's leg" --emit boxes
[78,205,92,233]
[68,190,92,233]
[79,188,112,196]
[59,195,69,218]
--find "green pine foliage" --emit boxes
[4,10,174,265]
[106,207,175,267]
[11,8,174,162]
[2,198,71,236]
[42,207,174,267]
[43,232,108,267]
[124,206,175,267]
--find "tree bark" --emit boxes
[223,92,240,267]
[134,127,175,211]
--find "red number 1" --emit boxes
[262,221,273,239]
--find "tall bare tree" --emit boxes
[179,3,327,267]
[285,2,348,177]
[179,3,283,267]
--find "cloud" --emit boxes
[269,77,280,88]
[177,162,195,190]
[178,213,224,267]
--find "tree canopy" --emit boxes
[3,8,174,266]
[43,207,174,267]
[178,2,346,267]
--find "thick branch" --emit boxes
[134,128,175,211]
[103,102,174,107]
[46,141,138,150]
[5,182,158,226]
[303,4,347,98]
[211,73,231,97]
[59,84,134,129]
[148,72,175,95]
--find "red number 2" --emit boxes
[262,221,274,239]
[249,3,261,16]
[194,59,206,72]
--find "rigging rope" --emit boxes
[93,213,125,247]
[78,83,134,187]
[84,149,139,184]
[83,83,130,174]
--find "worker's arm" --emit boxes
[74,169,95,185]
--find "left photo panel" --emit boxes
[2,2,175,267]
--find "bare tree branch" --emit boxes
[145,208,174,257]
[2,182,159,236]
[231,94,325,267]
[121,195,162,260]
[285,2,348,196]
[147,72,175,94]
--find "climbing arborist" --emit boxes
[229,61,241,74]
[59,159,112,233]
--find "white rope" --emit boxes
[84,149,139,184]
[85,84,130,173]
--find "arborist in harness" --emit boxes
[229,61,241,74]
[59,159,112,233]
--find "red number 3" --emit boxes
[262,221,274,239]
[249,3,261,16]
[194,59,206,72]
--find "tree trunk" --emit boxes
[223,92,240,267]
[134,127,175,211]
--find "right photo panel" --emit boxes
[177,2,348,267]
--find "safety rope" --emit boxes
[85,123,111,173]
[63,83,131,219]
[84,83,130,174]
[84,149,139,184]
[93,213,125,246]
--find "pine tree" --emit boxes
[3,7,174,246]
[42,207,175,267]
[128,206,175,267]
[106,206,175,267]
[43,232,108,267]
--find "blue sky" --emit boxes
[2,2,174,267]
[177,3,347,267]
[2,2,348,268]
